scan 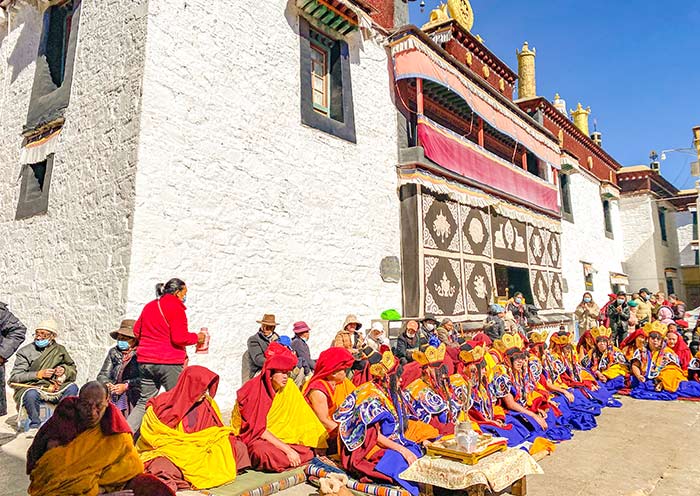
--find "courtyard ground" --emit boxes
[1,396,699,496]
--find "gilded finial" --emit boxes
[447,0,474,32]
[571,103,591,135]
[554,93,560,100]
[421,3,450,29]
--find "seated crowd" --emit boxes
[8,280,700,495]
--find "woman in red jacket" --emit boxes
[127,278,205,432]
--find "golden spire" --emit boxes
[447,0,474,32]
[421,3,450,30]
[570,103,591,136]
[516,41,536,99]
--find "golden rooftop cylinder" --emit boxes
[516,42,536,100]
[570,103,591,136]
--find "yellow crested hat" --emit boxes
[412,343,446,367]
[528,329,549,345]
[642,321,668,338]
[549,331,573,346]
[590,326,612,341]
[459,343,486,364]
[493,333,524,354]
[369,350,397,377]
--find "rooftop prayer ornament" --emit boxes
[420,0,474,32]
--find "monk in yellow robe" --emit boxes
[233,342,328,472]
[27,381,172,496]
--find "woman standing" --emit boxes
[127,278,206,432]
[574,292,600,333]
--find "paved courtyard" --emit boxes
[1,396,699,496]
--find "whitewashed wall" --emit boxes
[125,0,402,408]
[560,170,625,311]
[0,1,148,386]
[677,210,696,267]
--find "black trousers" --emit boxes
[126,363,183,432]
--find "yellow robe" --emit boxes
[266,380,328,448]
[29,426,142,496]
[137,399,237,490]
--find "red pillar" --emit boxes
[477,117,484,147]
[416,78,424,115]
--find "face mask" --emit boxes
[301,337,308,343]
[515,297,523,304]
[425,323,436,332]
[182,295,187,304]
[35,339,50,349]
[117,340,130,351]
[583,297,591,303]
[617,298,625,305]
[644,295,650,301]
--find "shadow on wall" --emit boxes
[5,6,42,84]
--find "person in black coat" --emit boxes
[0,302,27,416]
[482,304,506,342]
[395,320,428,363]
[607,292,630,346]
[290,321,315,376]
[97,320,141,417]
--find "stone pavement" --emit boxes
[1,396,699,496]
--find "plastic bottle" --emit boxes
[196,327,210,354]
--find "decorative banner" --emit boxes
[460,204,491,258]
[422,193,460,253]
[491,213,527,264]
[417,118,560,214]
[424,255,465,317]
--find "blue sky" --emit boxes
[408,0,700,190]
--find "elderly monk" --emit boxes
[137,366,250,491]
[303,347,355,451]
[27,381,172,496]
[233,342,328,472]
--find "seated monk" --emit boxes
[233,342,328,472]
[137,366,251,492]
[303,347,356,450]
[27,381,172,496]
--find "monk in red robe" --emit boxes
[234,342,328,472]
[138,366,251,492]
[27,381,172,496]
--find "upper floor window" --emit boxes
[299,20,356,143]
[658,207,668,243]
[44,2,74,87]
[603,199,613,238]
[559,173,573,220]
[15,155,54,220]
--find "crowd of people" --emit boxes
[1,280,700,495]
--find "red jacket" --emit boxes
[134,294,198,365]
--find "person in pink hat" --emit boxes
[290,321,315,377]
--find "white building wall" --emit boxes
[0,1,148,382]
[677,210,696,267]
[560,170,625,311]
[125,0,402,407]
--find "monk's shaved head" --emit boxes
[78,381,109,427]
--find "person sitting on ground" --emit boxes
[580,326,629,391]
[10,319,78,437]
[333,314,365,356]
[436,318,455,344]
[0,301,27,417]
[290,321,315,379]
[620,327,648,361]
[246,314,281,379]
[575,292,600,333]
[666,327,692,372]
[630,322,700,399]
[366,322,390,353]
[607,291,630,346]
[97,319,141,418]
[506,292,529,331]
[482,304,506,342]
[233,342,328,472]
[395,320,423,363]
[27,381,172,496]
[418,314,439,345]
[303,347,356,452]
[633,288,653,326]
[137,366,250,491]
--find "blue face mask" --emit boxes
[583,297,592,303]
[35,339,50,349]
[182,295,187,304]
[117,340,130,351]
[515,297,523,304]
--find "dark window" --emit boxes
[666,277,675,296]
[603,200,613,237]
[299,19,356,143]
[43,2,74,87]
[560,173,573,219]
[658,207,668,242]
[494,264,534,303]
[526,152,543,178]
[15,155,54,220]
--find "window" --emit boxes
[44,2,74,87]
[583,263,594,290]
[494,264,534,303]
[658,207,668,242]
[603,200,613,238]
[560,173,573,220]
[299,19,356,143]
[666,277,675,296]
[526,152,542,179]
[15,155,54,220]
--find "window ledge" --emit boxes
[605,230,614,240]
[562,211,574,224]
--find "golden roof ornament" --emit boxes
[421,3,450,29]
[447,0,474,32]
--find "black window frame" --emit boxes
[603,199,614,239]
[658,207,668,243]
[15,155,55,220]
[299,18,356,143]
[559,173,573,222]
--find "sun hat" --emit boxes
[35,319,59,336]
[257,314,280,326]
[342,314,362,331]
[293,321,311,335]
[110,319,136,340]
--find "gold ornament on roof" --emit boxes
[447,0,474,32]
[421,3,450,29]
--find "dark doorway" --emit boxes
[494,264,533,303]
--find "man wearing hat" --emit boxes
[246,314,281,379]
[333,315,364,354]
[0,301,27,416]
[419,314,439,349]
[291,321,315,377]
[97,319,141,417]
[9,319,77,437]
